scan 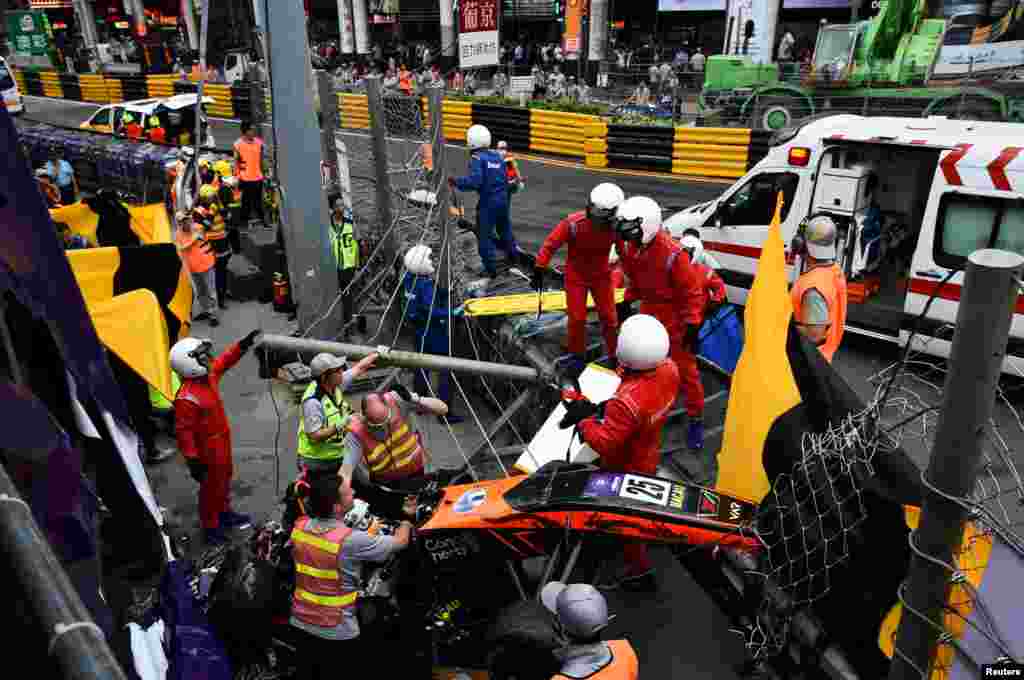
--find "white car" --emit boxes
[0,57,24,115]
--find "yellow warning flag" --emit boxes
[716,193,801,501]
[877,505,994,677]
[50,202,100,245]
[87,289,175,401]
[128,204,173,244]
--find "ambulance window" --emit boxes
[934,194,1000,268]
[91,108,111,126]
[994,205,1024,256]
[717,172,799,227]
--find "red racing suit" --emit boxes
[694,261,727,319]
[536,211,619,358]
[618,231,705,417]
[578,359,680,575]
[174,342,243,530]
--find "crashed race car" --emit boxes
[201,461,760,676]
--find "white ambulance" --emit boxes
[664,114,1024,372]
[0,57,24,115]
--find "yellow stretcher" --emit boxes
[464,288,627,317]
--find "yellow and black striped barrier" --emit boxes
[528,109,600,158]
[338,93,370,129]
[441,99,472,141]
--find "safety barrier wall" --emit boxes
[472,102,531,152]
[442,99,472,141]
[15,67,774,180]
[339,93,370,129]
[528,109,600,158]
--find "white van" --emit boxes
[0,57,24,115]
[664,114,1024,372]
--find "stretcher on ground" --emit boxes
[464,288,628,317]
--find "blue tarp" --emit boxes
[697,304,744,375]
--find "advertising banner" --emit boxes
[6,10,53,58]
[459,0,500,69]
[658,0,726,11]
[934,40,1024,76]
[563,0,587,56]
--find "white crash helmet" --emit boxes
[178,146,195,161]
[804,214,838,260]
[616,314,669,371]
[541,582,610,639]
[170,337,214,379]
[615,196,663,246]
[587,183,625,228]
[403,244,435,276]
[680,234,704,264]
[466,124,492,151]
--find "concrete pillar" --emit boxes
[352,0,370,55]
[439,0,456,71]
[182,0,199,50]
[128,0,147,37]
[338,0,355,54]
[74,0,100,48]
[752,0,780,64]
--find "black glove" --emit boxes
[684,323,701,353]
[559,399,599,429]
[616,300,635,323]
[239,329,260,354]
[392,383,414,403]
[186,458,208,483]
[530,266,545,292]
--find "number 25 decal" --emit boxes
[626,479,664,500]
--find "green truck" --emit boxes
[700,0,1024,130]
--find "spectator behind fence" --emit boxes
[691,47,706,75]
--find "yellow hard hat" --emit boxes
[198,158,211,169]
[199,184,217,200]
[213,160,231,177]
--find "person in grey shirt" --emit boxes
[289,473,414,676]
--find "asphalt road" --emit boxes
[19,94,1024,678]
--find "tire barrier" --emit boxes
[528,109,600,158]
[204,83,235,119]
[39,70,63,99]
[59,73,81,102]
[672,127,751,179]
[442,99,472,141]
[21,70,44,97]
[231,85,252,122]
[146,74,176,98]
[79,74,109,103]
[339,93,370,129]
[605,123,675,172]
[472,102,530,152]
[584,121,610,169]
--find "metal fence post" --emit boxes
[366,76,395,263]
[428,84,451,288]
[886,249,1024,680]
[318,70,339,196]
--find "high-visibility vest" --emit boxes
[347,392,425,483]
[290,517,357,628]
[399,70,413,94]
[790,262,847,363]
[330,213,359,271]
[148,126,166,144]
[234,137,264,182]
[296,381,352,461]
[149,372,182,411]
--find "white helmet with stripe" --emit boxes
[403,244,435,275]
[615,196,663,245]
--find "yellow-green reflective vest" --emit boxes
[330,214,358,271]
[149,372,182,411]
[296,381,352,461]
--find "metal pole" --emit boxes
[0,464,128,680]
[194,0,209,192]
[428,84,451,286]
[258,333,544,382]
[366,76,395,263]
[886,249,1024,680]
[352,0,370,55]
[265,0,341,336]
[338,0,355,55]
[318,70,339,192]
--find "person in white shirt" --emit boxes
[778,29,796,61]
[691,47,706,74]
[648,63,660,87]
[554,45,564,63]
[658,61,673,94]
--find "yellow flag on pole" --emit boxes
[715,193,802,501]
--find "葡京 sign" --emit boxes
[5,11,53,58]
[458,0,499,69]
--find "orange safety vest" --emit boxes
[148,126,167,144]
[234,137,264,182]
[125,122,143,139]
[790,262,847,363]
[176,226,215,273]
[504,155,521,182]
[290,517,358,628]
[551,640,639,680]
[347,392,426,483]
[399,70,413,94]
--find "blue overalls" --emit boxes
[455,149,517,277]
[404,272,454,405]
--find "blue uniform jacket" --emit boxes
[403,272,453,349]
[454,150,509,215]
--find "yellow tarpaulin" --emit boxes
[50,202,172,246]
[877,506,994,677]
[66,247,121,302]
[87,289,175,401]
[716,193,802,501]
[465,288,627,317]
